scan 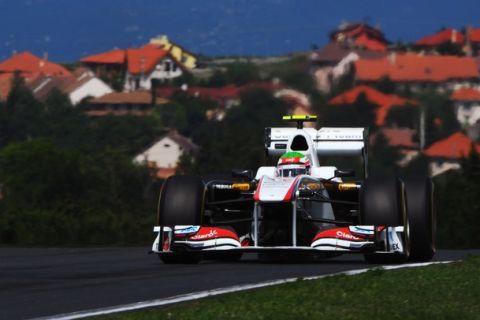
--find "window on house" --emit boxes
[135,78,140,90]
[165,61,171,72]
[172,63,177,72]
[164,144,171,148]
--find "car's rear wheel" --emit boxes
[404,176,435,262]
[157,175,205,264]
[360,177,410,264]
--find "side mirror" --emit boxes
[334,169,355,178]
[232,169,254,180]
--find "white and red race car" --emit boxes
[151,115,435,264]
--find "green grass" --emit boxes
[95,256,480,320]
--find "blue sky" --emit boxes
[0,0,479,62]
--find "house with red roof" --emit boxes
[424,132,480,176]
[310,42,387,93]
[415,28,465,47]
[465,26,480,56]
[156,82,307,121]
[81,45,183,92]
[328,85,418,126]
[86,90,158,116]
[0,51,71,99]
[450,88,480,127]
[0,51,71,78]
[354,53,480,92]
[134,130,199,180]
[371,127,420,167]
[27,68,113,105]
[330,22,389,52]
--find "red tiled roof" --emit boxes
[126,47,169,74]
[355,53,479,82]
[416,28,465,46]
[80,49,126,64]
[328,85,417,125]
[331,23,388,44]
[156,82,285,101]
[81,46,171,74]
[450,88,480,101]
[354,34,387,52]
[469,28,480,43]
[376,127,418,149]
[90,91,152,104]
[0,51,71,77]
[424,132,480,158]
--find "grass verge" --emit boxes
[94,256,480,320]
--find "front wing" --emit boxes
[151,224,406,255]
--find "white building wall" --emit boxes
[429,161,461,177]
[69,78,113,105]
[454,101,480,126]
[134,137,183,168]
[124,58,183,91]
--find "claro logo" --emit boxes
[190,229,218,240]
[336,231,360,240]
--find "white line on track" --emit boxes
[33,260,453,320]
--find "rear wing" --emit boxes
[265,127,369,176]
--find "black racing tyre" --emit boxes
[404,177,435,262]
[158,175,205,264]
[360,177,410,264]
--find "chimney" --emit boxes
[464,25,473,57]
[388,52,396,65]
[39,52,48,68]
[452,29,457,43]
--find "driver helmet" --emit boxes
[277,152,310,178]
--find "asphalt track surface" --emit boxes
[1,248,478,320]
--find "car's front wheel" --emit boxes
[157,175,205,264]
[360,177,410,264]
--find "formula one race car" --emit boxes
[151,115,435,264]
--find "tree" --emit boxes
[368,132,402,176]
[191,90,289,174]
[385,104,420,129]
[375,76,395,94]
[154,101,188,133]
[0,74,45,147]
[324,93,378,130]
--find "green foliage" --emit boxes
[207,62,261,87]
[323,93,378,129]
[99,70,125,92]
[261,55,316,93]
[0,75,45,147]
[97,257,480,320]
[435,148,480,248]
[191,89,289,174]
[385,104,420,129]
[330,67,355,97]
[0,139,156,245]
[437,42,464,56]
[374,75,395,94]
[368,132,402,176]
[0,80,160,246]
[419,91,460,147]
